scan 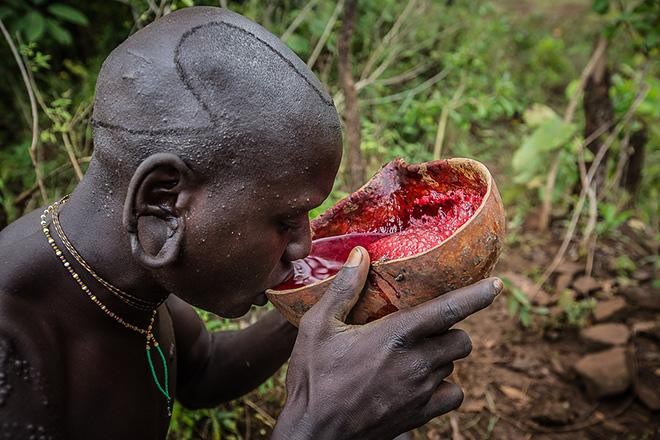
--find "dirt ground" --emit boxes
[416,222,659,440]
[225,219,658,440]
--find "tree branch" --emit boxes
[0,19,47,204]
[307,0,343,69]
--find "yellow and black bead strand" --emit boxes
[41,199,172,415]
[50,195,159,312]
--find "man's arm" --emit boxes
[168,295,297,408]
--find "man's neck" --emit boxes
[56,165,169,317]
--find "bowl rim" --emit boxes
[266,157,494,296]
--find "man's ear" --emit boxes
[123,153,196,268]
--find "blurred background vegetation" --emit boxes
[0,0,657,438]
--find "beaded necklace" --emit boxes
[50,195,159,311]
[41,197,172,415]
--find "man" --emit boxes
[0,7,501,439]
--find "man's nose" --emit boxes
[282,220,312,262]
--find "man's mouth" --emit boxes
[253,292,269,306]
[253,264,295,306]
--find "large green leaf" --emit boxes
[512,117,576,184]
[522,103,557,127]
[22,11,46,42]
[48,3,89,26]
[45,19,72,45]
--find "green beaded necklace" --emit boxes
[41,198,172,415]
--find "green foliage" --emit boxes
[502,278,549,328]
[0,0,88,45]
[558,290,597,328]
[169,402,242,440]
[0,1,658,438]
[594,0,660,53]
[595,202,633,237]
[513,109,577,184]
[614,255,636,275]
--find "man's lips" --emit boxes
[253,264,295,306]
[253,292,269,306]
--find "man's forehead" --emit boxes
[247,153,333,212]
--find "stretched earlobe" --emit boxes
[123,153,194,269]
[128,217,184,268]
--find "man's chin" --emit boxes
[203,293,268,318]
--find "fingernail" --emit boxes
[344,247,363,267]
[493,278,504,294]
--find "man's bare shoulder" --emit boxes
[0,292,65,438]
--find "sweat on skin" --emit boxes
[0,6,502,440]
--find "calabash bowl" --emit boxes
[266,158,505,325]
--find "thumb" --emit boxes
[313,246,370,323]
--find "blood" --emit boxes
[274,233,387,291]
[273,161,486,291]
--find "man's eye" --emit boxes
[277,219,297,233]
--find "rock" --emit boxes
[580,323,630,347]
[530,400,576,426]
[632,270,651,282]
[624,286,660,311]
[593,297,627,322]
[556,260,583,277]
[636,369,660,410]
[573,275,600,295]
[574,347,631,398]
[632,320,660,341]
[555,273,573,295]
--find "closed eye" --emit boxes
[276,213,309,234]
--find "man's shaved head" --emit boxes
[78,7,344,315]
[92,6,341,182]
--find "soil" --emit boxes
[200,215,660,440]
[418,222,659,440]
[206,219,659,440]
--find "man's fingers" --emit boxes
[416,329,472,370]
[308,246,370,323]
[422,381,464,421]
[398,277,503,340]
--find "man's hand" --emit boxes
[273,246,502,440]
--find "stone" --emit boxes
[555,273,573,295]
[636,369,660,411]
[556,260,583,277]
[624,286,660,311]
[580,323,630,347]
[573,275,600,295]
[530,400,576,426]
[632,320,660,341]
[593,297,627,322]
[631,270,651,282]
[575,347,631,398]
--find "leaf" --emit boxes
[523,103,557,127]
[45,19,72,45]
[48,3,89,26]
[0,6,13,20]
[512,117,576,183]
[22,11,46,42]
[286,33,310,55]
[499,385,529,402]
[592,0,609,14]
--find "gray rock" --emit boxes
[580,323,630,347]
[593,297,627,322]
[575,347,631,398]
